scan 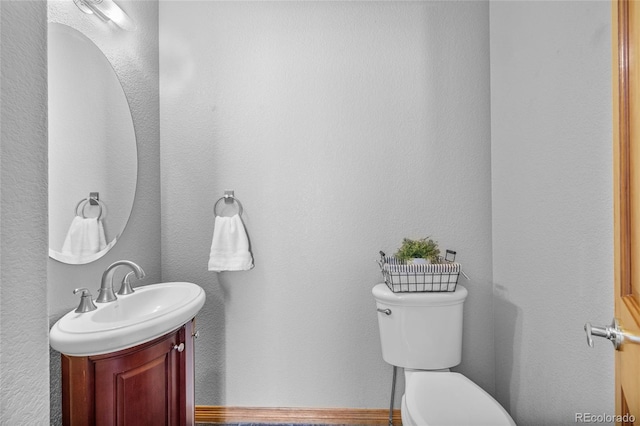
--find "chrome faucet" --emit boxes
[96,260,146,303]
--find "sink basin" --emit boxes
[50,282,206,356]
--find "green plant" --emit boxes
[395,237,441,263]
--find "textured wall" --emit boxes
[47,1,161,423]
[490,1,614,424]
[0,0,50,423]
[160,1,493,408]
[0,1,616,421]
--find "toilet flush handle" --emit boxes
[377,308,392,315]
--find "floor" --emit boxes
[197,424,362,426]
[197,424,370,426]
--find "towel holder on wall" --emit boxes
[213,190,244,217]
[75,192,105,219]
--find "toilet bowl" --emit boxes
[372,283,515,425]
[401,370,515,426]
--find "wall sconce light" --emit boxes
[73,0,136,31]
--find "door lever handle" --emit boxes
[584,318,640,350]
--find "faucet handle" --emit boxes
[117,271,138,296]
[73,288,97,313]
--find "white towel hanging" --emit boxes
[61,216,107,257]
[208,214,254,272]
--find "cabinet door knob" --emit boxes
[173,343,185,352]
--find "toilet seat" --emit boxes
[402,371,516,426]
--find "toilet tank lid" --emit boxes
[372,283,468,306]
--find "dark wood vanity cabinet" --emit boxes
[61,320,195,426]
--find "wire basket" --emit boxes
[378,252,461,293]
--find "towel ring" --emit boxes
[75,198,104,220]
[213,195,243,217]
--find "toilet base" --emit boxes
[400,394,412,426]
[401,371,516,426]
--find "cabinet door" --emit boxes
[93,327,184,426]
[62,321,194,426]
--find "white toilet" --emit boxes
[372,283,515,426]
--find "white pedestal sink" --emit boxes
[50,282,206,356]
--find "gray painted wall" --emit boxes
[0,1,50,423]
[490,1,614,424]
[159,0,493,408]
[0,1,616,423]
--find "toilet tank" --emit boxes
[372,283,468,370]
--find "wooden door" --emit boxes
[613,0,640,423]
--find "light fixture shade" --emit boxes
[74,0,136,31]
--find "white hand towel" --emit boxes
[208,214,254,272]
[61,216,107,257]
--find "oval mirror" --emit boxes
[48,23,137,264]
